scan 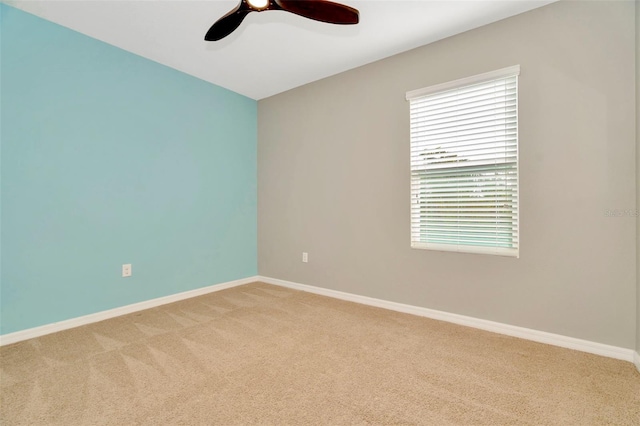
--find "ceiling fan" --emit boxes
[204,0,359,41]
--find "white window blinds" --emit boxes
[406,66,519,257]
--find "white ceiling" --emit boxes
[7,0,555,100]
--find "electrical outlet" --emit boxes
[302,252,308,263]
[122,264,132,277]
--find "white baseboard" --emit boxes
[258,276,636,363]
[3,274,637,367]
[0,276,258,346]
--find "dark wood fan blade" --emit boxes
[204,3,252,41]
[275,0,359,25]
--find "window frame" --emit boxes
[406,66,520,258]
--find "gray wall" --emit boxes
[636,0,639,355]
[258,1,637,349]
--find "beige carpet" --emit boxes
[1,282,639,425]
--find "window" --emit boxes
[406,66,519,257]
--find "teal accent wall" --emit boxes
[0,5,257,334]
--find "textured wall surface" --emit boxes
[258,1,636,348]
[1,5,257,334]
